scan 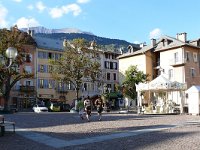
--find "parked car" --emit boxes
[49,102,60,112]
[60,104,71,112]
[10,104,18,113]
[33,104,48,113]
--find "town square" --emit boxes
[1,0,200,149]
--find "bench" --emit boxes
[0,115,15,136]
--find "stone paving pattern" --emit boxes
[0,112,200,150]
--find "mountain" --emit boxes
[20,26,93,35]
[21,26,140,52]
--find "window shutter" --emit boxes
[38,65,40,72]
[37,79,40,88]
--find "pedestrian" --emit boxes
[84,96,92,122]
[77,100,84,120]
[95,95,103,121]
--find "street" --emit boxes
[0,112,200,150]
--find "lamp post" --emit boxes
[0,47,18,69]
[0,47,18,110]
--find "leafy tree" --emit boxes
[0,26,36,111]
[122,65,149,104]
[49,38,101,101]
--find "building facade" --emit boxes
[118,33,200,113]
[32,35,121,105]
[10,43,37,110]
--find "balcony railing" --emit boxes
[56,89,68,93]
[20,86,35,92]
[169,58,186,66]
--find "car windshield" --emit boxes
[37,104,45,107]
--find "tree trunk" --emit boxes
[76,87,79,101]
[3,77,11,112]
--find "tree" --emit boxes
[122,65,149,104]
[0,26,36,111]
[49,38,101,101]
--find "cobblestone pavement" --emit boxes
[1,112,200,150]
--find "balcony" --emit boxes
[169,58,186,67]
[57,89,68,94]
[20,86,35,92]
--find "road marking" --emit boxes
[15,124,176,148]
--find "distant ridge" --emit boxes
[20,26,94,35]
[21,26,140,52]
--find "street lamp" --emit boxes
[0,47,18,69]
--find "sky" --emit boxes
[1,0,200,44]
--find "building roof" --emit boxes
[186,85,200,92]
[117,45,153,59]
[33,35,64,51]
[154,35,200,52]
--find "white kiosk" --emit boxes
[186,85,200,115]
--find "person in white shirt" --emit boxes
[84,96,91,122]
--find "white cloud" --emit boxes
[0,5,8,28]
[49,7,63,18]
[49,3,81,18]
[27,4,34,10]
[15,17,40,28]
[149,28,162,39]
[77,0,90,4]
[36,1,46,12]
[13,0,22,2]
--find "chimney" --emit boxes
[151,38,156,47]
[176,32,187,42]
[140,42,146,48]
[27,30,34,37]
[127,45,133,53]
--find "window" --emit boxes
[185,51,189,61]
[48,65,53,73]
[48,80,53,89]
[25,53,32,62]
[83,83,87,91]
[190,68,195,77]
[105,53,109,59]
[25,80,31,86]
[193,52,197,62]
[39,79,44,88]
[168,69,173,79]
[48,53,52,59]
[104,61,110,69]
[25,66,32,73]
[113,62,118,70]
[40,65,44,72]
[174,52,178,62]
[110,62,113,69]
[66,81,72,90]
[107,73,110,80]
[113,73,116,80]
[38,51,43,58]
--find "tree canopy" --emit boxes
[122,65,149,102]
[50,38,101,100]
[0,25,36,111]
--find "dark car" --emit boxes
[60,104,71,112]
[10,104,18,113]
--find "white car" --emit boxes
[33,104,48,113]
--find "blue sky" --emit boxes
[1,0,200,44]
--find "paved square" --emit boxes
[1,112,200,150]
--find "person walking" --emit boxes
[77,100,84,120]
[84,96,92,122]
[95,95,103,121]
